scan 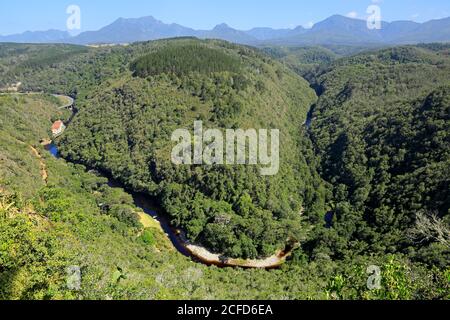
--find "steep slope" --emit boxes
[1,43,449,301]
[262,46,339,82]
[0,43,89,90]
[0,94,68,196]
[1,94,313,300]
[57,38,326,259]
[305,45,450,266]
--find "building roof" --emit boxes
[52,120,64,131]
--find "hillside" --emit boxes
[0,94,70,195]
[4,95,442,300]
[2,15,450,46]
[57,39,326,259]
[0,42,448,300]
[302,45,450,267]
[262,46,340,83]
[1,94,322,299]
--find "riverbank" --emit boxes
[184,241,296,269]
[133,192,299,268]
[42,93,298,269]
[46,140,297,268]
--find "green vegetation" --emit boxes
[262,46,338,81]
[0,94,69,196]
[130,43,242,77]
[0,41,448,300]
[58,39,324,259]
[303,45,450,269]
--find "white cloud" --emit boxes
[346,11,358,19]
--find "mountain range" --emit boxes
[1,14,450,46]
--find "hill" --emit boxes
[1,94,326,300]
[302,45,450,267]
[0,94,69,196]
[57,38,326,259]
[0,41,448,300]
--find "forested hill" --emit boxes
[2,94,328,299]
[0,40,449,299]
[56,39,327,259]
[304,44,450,267]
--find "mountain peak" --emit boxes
[328,14,355,20]
[311,14,368,33]
[113,16,161,25]
[1,14,450,46]
[214,23,232,31]
[293,25,305,31]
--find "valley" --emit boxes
[42,94,298,269]
[0,38,448,300]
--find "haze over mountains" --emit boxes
[1,14,450,46]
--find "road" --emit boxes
[0,92,74,110]
[52,94,74,109]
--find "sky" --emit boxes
[1,0,449,36]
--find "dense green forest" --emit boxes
[130,43,243,77]
[0,40,448,300]
[302,45,450,268]
[261,46,339,83]
[57,39,325,259]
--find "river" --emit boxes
[46,142,192,257]
[44,94,296,269]
[46,144,294,268]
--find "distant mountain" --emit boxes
[273,15,384,45]
[71,18,258,45]
[381,21,421,42]
[245,26,307,41]
[1,15,450,46]
[267,15,450,46]
[198,23,258,44]
[394,17,450,43]
[0,29,71,43]
[70,16,196,44]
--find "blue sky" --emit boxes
[1,0,449,35]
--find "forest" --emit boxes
[304,45,450,269]
[0,40,448,300]
[57,39,324,259]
